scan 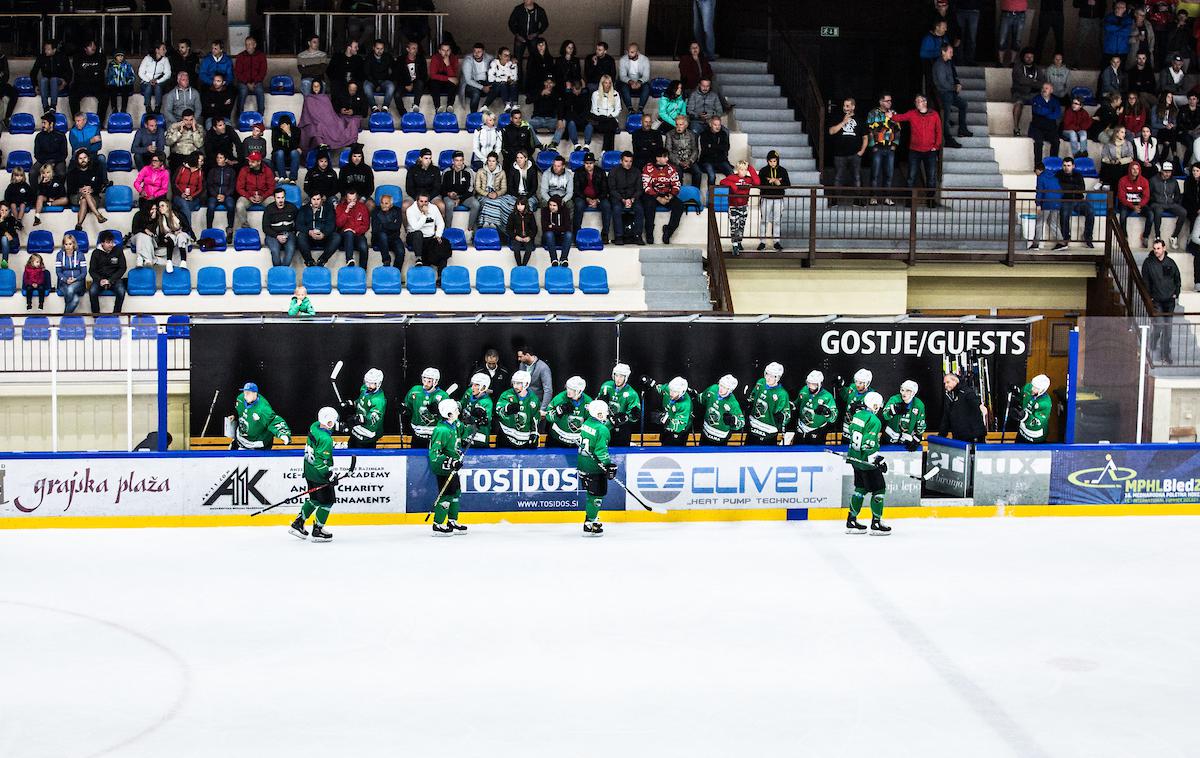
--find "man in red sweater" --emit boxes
[429,42,461,114]
[336,189,372,268]
[234,35,268,117]
[234,151,277,229]
[892,94,943,205]
[1116,161,1151,238]
[640,148,685,245]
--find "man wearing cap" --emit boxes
[1149,161,1188,249]
[572,152,610,240]
[404,148,447,217]
[440,151,478,231]
[242,119,268,162]
[303,149,340,203]
[640,148,684,245]
[1160,53,1189,108]
[229,382,291,450]
[105,50,137,117]
[165,108,205,173]
[234,151,277,229]
[164,71,202,126]
[201,73,236,129]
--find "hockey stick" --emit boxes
[425,427,476,522]
[330,361,345,405]
[582,448,665,513]
[249,455,357,517]
[828,450,941,481]
[200,389,220,437]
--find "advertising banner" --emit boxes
[191,455,402,514]
[1049,447,1200,505]
[973,446,1052,506]
[925,438,972,497]
[624,451,841,510]
[838,451,925,507]
[0,457,180,517]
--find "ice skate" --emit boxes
[432,522,454,536]
[846,515,867,534]
[583,521,604,536]
[448,520,468,534]
[310,524,333,542]
[288,515,308,540]
[869,517,891,536]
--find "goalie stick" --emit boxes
[250,455,358,516]
[827,450,941,481]
[582,448,666,514]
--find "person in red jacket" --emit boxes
[429,42,461,113]
[234,35,268,117]
[640,148,685,244]
[1062,96,1095,158]
[1116,161,1151,237]
[235,151,277,229]
[172,154,205,234]
[336,189,372,268]
[718,160,760,255]
[892,94,943,204]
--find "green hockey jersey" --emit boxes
[838,385,875,437]
[847,409,882,470]
[699,385,745,440]
[428,420,466,476]
[404,385,450,440]
[795,386,837,434]
[234,393,291,448]
[303,422,335,483]
[578,418,612,474]
[1018,384,1052,441]
[747,379,791,436]
[495,388,541,444]
[459,391,495,445]
[597,380,641,425]
[882,394,927,443]
[546,391,592,445]
[653,383,693,433]
[350,384,387,443]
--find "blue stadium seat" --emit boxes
[625,113,642,132]
[498,113,511,128]
[24,316,51,340]
[305,149,319,169]
[649,77,670,98]
[1076,157,1098,178]
[401,112,428,133]
[54,113,68,132]
[279,183,301,207]
[41,203,65,214]
[579,265,609,294]
[337,265,367,294]
[444,227,468,251]
[0,317,13,339]
[85,113,100,129]
[105,185,134,212]
[303,265,332,294]
[475,265,506,294]
[7,151,32,172]
[238,111,264,131]
[1071,86,1098,106]
[406,265,437,294]
[126,268,157,295]
[440,265,470,294]
[375,184,403,206]
[65,229,88,251]
[368,111,395,133]
[196,266,227,295]
[1042,156,1063,174]
[545,266,575,293]
[107,231,125,248]
[234,228,262,251]
[106,112,133,133]
[474,227,501,250]
[568,150,587,170]
[270,75,295,95]
[536,150,558,171]
[405,149,422,169]
[270,111,296,129]
[601,150,622,171]
[58,315,86,340]
[510,265,540,294]
[161,268,192,295]
[711,186,729,213]
[27,230,54,254]
[433,112,460,133]
[93,315,121,340]
[576,227,603,251]
[371,265,402,294]
[14,76,34,97]
[466,112,484,132]
[232,266,262,294]
[0,269,15,297]
[338,148,352,168]
[267,266,296,294]
[166,314,190,338]
[678,185,703,212]
[131,315,157,339]
[438,149,456,170]
[1086,191,1108,216]
[107,150,134,173]
[200,228,228,251]
[143,113,165,131]
[372,149,399,171]
[8,113,34,134]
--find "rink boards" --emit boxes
[1,445,1200,528]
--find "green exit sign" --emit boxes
[820,26,840,38]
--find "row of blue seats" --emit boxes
[0,314,190,340]
[1041,156,1098,178]
[196,224,607,253]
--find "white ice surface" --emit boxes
[1,517,1197,758]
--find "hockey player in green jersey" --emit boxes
[745,362,791,446]
[545,376,592,448]
[459,373,494,447]
[289,407,340,542]
[577,400,617,536]
[846,391,890,535]
[793,370,837,446]
[229,382,291,450]
[597,362,642,447]
[1017,374,1052,443]
[882,379,927,451]
[429,398,470,536]
[641,375,693,446]
[699,374,745,446]
[346,368,387,449]
[403,367,450,449]
[495,370,541,449]
[838,368,875,441]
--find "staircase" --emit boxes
[640,248,713,311]
[939,64,1004,190]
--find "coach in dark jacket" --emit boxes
[939,373,987,442]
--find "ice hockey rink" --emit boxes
[1,516,1196,758]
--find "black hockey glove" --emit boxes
[653,411,668,425]
[638,375,656,390]
[721,412,736,427]
[340,398,355,409]
[449,458,463,471]
[872,455,888,473]
[612,412,629,427]
[904,436,921,452]
[502,401,519,414]
[423,400,438,414]
[605,463,618,480]
[551,402,570,417]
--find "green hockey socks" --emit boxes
[448,493,461,521]
[299,499,331,526]
[849,489,885,519]
[585,494,602,522]
[300,499,316,520]
[870,492,884,519]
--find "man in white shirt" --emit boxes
[462,43,496,113]
[405,194,452,279]
[618,43,651,113]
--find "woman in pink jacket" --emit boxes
[133,153,170,211]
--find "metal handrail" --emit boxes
[706,204,734,313]
[1106,213,1174,318]
[45,12,171,52]
[261,11,448,54]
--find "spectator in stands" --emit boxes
[166,109,205,173]
[429,42,461,114]
[106,50,136,117]
[198,40,234,91]
[371,192,405,268]
[337,144,374,206]
[997,1,1028,67]
[395,41,428,113]
[405,194,451,279]
[1141,238,1180,363]
[66,149,107,231]
[939,373,987,442]
[1044,52,1071,105]
[920,20,949,87]
[1052,156,1094,249]
[87,230,126,314]
[298,80,361,154]
[303,148,339,202]
[205,116,243,167]
[1183,163,1200,263]
[68,111,106,180]
[1098,55,1126,98]
[539,154,574,207]
[288,285,316,316]
[1122,91,1147,135]
[586,76,622,152]
[665,114,701,185]
[1010,48,1043,137]
[541,196,573,266]
[828,99,866,206]
[1100,125,1135,188]
[657,81,687,133]
[1091,92,1122,144]
[31,41,71,113]
[202,73,236,129]
[0,51,17,129]
[584,41,616,94]
[608,151,644,245]
[206,150,237,235]
[1029,82,1063,163]
[462,43,495,113]
[1033,0,1066,61]
[525,39,556,101]
[508,150,540,209]
[698,114,734,187]
[335,189,370,268]
[298,191,338,266]
[679,41,713,95]
[927,0,961,48]
[234,151,276,229]
[718,160,760,256]
[509,0,550,83]
[933,44,971,148]
[22,253,49,310]
[1128,51,1158,111]
[153,198,193,271]
[133,152,170,212]
[507,196,538,265]
[1148,161,1187,248]
[501,109,538,166]
[171,154,203,234]
[529,76,560,144]
[475,152,514,231]
[1063,97,1095,158]
[405,149,446,217]
[893,94,943,199]
[555,41,583,95]
[557,79,590,151]
[262,188,299,267]
[68,39,107,122]
[489,48,521,112]
[757,150,789,249]
[867,94,899,203]
[33,163,68,226]
[169,39,201,85]
[1151,93,1180,161]
[1127,6,1155,68]
[441,151,478,230]
[687,78,724,134]
[473,110,503,169]
[0,204,18,267]
[1179,94,1200,163]
[298,35,330,96]
[4,168,32,225]
[335,80,370,119]
[641,148,684,245]
[1163,10,1193,72]
[1133,124,1160,168]
[363,39,396,114]
[572,152,609,239]
[632,112,663,170]
[55,233,86,313]
[272,114,303,185]
[164,72,202,126]
[618,43,651,113]
[1160,54,1189,107]
[327,40,365,98]
[1028,160,1061,250]
[33,113,68,179]
[1116,160,1152,238]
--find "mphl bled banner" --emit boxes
[1049,447,1200,505]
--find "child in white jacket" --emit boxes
[487,48,520,112]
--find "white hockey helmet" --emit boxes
[612,362,631,378]
[1031,374,1051,394]
[438,398,459,420]
[470,372,491,391]
[864,391,884,412]
[565,376,587,395]
[668,377,688,397]
[364,368,383,388]
[512,370,532,388]
[718,374,738,394]
[854,368,873,386]
[422,367,441,383]
[764,362,784,383]
[806,370,824,387]
[318,406,340,428]
[900,380,918,400]
[587,399,609,420]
